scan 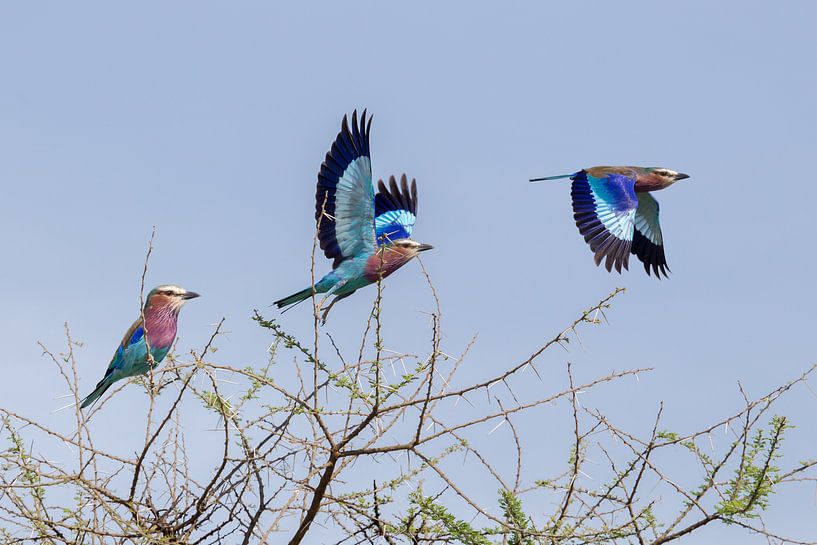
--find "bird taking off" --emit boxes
[80,285,200,409]
[274,110,433,321]
[530,166,690,277]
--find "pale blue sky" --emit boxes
[1,1,816,542]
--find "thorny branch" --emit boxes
[0,263,814,544]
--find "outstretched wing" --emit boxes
[316,110,376,269]
[374,174,417,244]
[571,169,638,273]
[631,192,669,278]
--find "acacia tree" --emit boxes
[0,242,814,544]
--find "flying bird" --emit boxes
[274,110,433,320]
[530,166,690,277]
[80,285,200,409]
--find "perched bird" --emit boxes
[530,166,690,277]
[274,110,433,320]
[80,285,200,409]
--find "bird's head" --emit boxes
[642,167,690,185]
[367,239,434,280]
[145,285,200,314]
[389,239,434,258]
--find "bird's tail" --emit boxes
[274,287,316,310]
[80,375,114,409]
[529,174,573,182]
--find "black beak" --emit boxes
[418,243,434,252]
[182,291,200,300]
[674,172,690,181]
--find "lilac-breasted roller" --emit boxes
[80,285,199,409]
[530,166,690,277]
[274,110,433,320]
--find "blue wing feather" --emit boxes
[571,170,638,273]
[374,175,417,244]
[129,326,145,345]
[316,110,376,268]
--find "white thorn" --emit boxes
[488,419,506,435]
[52,401,78,414]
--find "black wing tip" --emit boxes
[336,109,372,157]
[347,108,371,133]
[644,261,671,279]
[592,237,631,275]
[630,226,671,279]
[341,113,350,134]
